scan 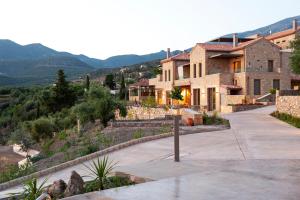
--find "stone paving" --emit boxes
[1,106,300,199]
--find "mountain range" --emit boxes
[0,15,299,86]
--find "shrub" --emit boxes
[79,144,99,156]
[133,129,144,139]
[30,118,55,142]
[0,163,35,184]
[83,156,117,190]
[11,177,48,200]
[57,130,68,140]
[271,111,300,128]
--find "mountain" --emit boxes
[224,15,300,38]
[1,15,300,87]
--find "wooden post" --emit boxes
[77,118,81,135]
[174,115,180,162]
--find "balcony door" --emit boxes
[193,89,200,106]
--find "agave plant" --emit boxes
[84,156,117,190]
[10,177,48,200]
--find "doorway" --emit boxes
[207,88,216,111]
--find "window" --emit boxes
[165,70,167,82]
[193,64,197,78]
[273,79,280,90]
[193,89,200,106]
[254,79,261,95]
[268,60,274,72]
[168,70,171,81]
[198,63,202,77]
[233,61,241,73]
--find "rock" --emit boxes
[47,179,67,198]
[64,171,85,197]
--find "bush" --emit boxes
[30,118,55,142]
[84,176,133,193]
[203,112,229,126]
[79,144,99,156]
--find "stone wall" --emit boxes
[115,106,177,120]
[276,95,300,117]
[222,95,245,105]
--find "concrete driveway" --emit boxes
[2,106,300,200]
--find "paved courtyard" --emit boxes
[1,106,300,199]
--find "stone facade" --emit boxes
[276,96,300,118]
[148,22,300,112]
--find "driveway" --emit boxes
[2,106,300,199]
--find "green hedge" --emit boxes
[271,111,300,128]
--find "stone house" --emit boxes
[128,79,155,102]
[144,20,300,112]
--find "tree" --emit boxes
[85,74,90,91]
[72,102,95,124]
[290,35,300,74]
[170,87,183,102]
[104,74,116,90]
[119,74,126,100]
[52,69,76,112]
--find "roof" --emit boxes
[197,43,233,52]
[161,52,190,63]
[266,27,300,40]
[198,37,280,52]
[129,78,149,87]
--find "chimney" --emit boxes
[233,33,238,47]
[293,19,298,31]
[167,48,171,58]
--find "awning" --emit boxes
[221,85,242,90]
[209,53,243,59]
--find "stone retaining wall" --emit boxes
[0,132,173,191]
[109,120,174,128]
[276,95,300,117]
[116,106,176,120]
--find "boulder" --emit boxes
[47,179,67,198]
[64,171,85,197]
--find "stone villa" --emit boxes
[130,20,300,112]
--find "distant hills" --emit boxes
[224,15,300,38]
[0,15,299,86]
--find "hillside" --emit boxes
[0,56,94,86]
[224,15,300,38]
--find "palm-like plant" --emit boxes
[83,156,117,190]
[10,177,48,200]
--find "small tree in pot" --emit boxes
[170,87,183,115]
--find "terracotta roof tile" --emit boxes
[197,43,233,51]
[266,27,300,40]
[129,78,149,87]
[198,37,280,52]
[161,52,190,63]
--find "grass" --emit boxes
[271,111,300,128]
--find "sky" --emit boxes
[0,0,300,59]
